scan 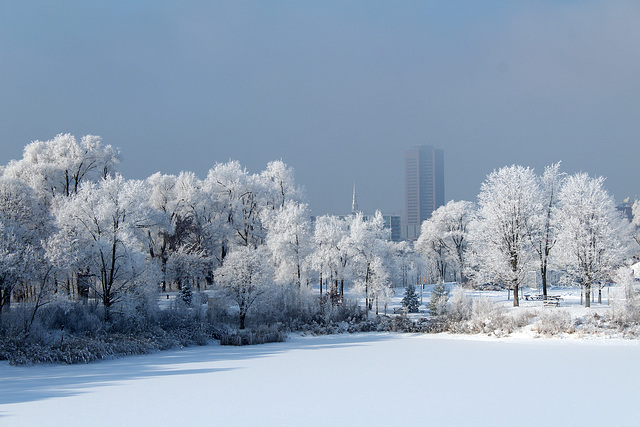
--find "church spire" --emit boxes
[352,182,359,214]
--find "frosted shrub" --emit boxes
[621,301,640,329]
[607,269,640,335]
[574,312,613,336]
[322,298,365,323]
[429,283,449,316]
[468,297,504,334]
[0,306,32,337]
[585,299,640,338]
[42,302,102,335]
[509,309,537,330]
[607,289,640,332]
[447,286,471,322]
[534,309,574,336]
[218,325,287,346]
[458,298,535,336]
[383,314,416,332]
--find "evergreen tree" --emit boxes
[429,283,449,316]
[180,282,193,306]
[401,284,420,313]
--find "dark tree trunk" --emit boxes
[365,263,370,311]
[513,283,519,307]
[221,245,228,263]
[585,284,591,308]
[2,288,11,311]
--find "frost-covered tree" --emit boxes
[438,200,475,284]
[166,246,209,297]
[343,212,392,313]
[554,173,637,307]
[259,160,301,210]
[263,200,312,288]
[4,133,120,200]
[146,160,303,291]
[416,200,475,285]
[0,176,52,313]
[368,254,394,314]
[632,200,640,248]
[215,245,273,329]
[146,172,187,289]
[529,162,564,298]
[166,172,222,285]
[148,169,239,291]
[311,215,349,299]
[206,161,264,250]
[416,219,449,284]
[469,165,540,307]
[49,175,159,320]
[388,240,416,288]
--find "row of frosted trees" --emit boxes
[416,163,639,307]
[0,134,423,329]
[0,136,638,332]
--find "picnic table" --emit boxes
[523,294,562,306]
[393,307,409,315]
[543,295,562,307]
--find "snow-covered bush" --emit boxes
[534,309,574,336]
[442,296,535,336]
[447,286,472,322]
[429,283,450,316]
[218,324,287,346]
[468,297,506,334]
[573,312,613,336]
[249,283,320,328]
[39,302,103,336]
[379,314,417,332]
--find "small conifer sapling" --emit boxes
[402,284,420,313]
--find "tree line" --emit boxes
[0,134,418,331]
[0,135,638,335]
[417,163,638,307]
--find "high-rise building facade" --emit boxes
[404,145,444,239]
[383,214,402,242]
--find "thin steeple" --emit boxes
[352,183,359,214]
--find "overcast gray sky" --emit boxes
[2,1,639,215]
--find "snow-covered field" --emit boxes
[2,332,640,426]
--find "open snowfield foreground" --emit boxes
[2,333,640,426]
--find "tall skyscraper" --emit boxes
[404,145,444,239]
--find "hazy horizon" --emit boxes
[2,1,639,215]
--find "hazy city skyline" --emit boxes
[2,1,640,216]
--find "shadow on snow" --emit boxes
[0,332,397,408]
